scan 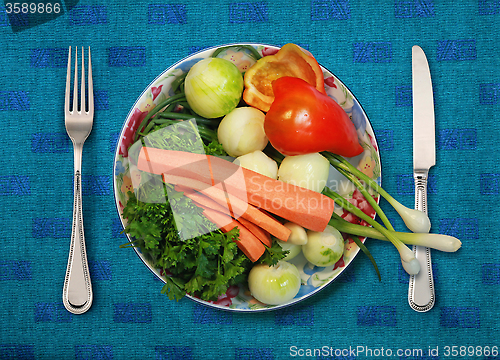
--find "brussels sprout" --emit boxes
[184,58,243,118]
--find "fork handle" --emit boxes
[63,166,93,314]
[408,170,435,312]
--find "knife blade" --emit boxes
[408,45,436,312]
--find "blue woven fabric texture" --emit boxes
[0,0,498,359]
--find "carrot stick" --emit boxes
[176,185,274,247]
[201,207,265,262]
[236,217,272,247]
[174,185,230,215]
[162,174,291,241]
[139,148,213,183]
[137,147,334,232]
[209,154,335,232]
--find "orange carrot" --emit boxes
[176,185,274,248]
[162,173,291,241]
[236,217,272,247]
[201,207,265,262]
[137,147,334,232]
[139,148,213,182]
[174,185,230,215]
[241,167,335,232]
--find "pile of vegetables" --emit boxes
[120,44,461,306]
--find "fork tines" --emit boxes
[65,46,94,116]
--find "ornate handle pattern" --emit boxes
[62,170,93,314]
[408,170,435,312]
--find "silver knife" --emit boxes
[408,45,436,312]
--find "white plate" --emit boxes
[113,43,381,311]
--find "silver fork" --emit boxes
[62,46,94,314]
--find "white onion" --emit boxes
[278,153,330,192]
[402,258,421,275]
[233,150,278,179]
[217,107,268,157]
[247,261,301,305]
[302,225,344,267]
[283,222,308,245]
[391,201,431,233]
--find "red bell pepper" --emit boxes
[264,77,364,158]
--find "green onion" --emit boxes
[350,234,381,281]
[332,162,394,232]
[134,93,187,141]
[171,73,188,94]
[155,112,220,127]
[148,118,218,144]
[329,214,461,252]
[325,153,431,233]
[323,187,419,275]
[263,145,285,165]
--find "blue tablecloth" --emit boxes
[1,1,498,359]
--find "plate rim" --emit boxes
[112,42,381,312]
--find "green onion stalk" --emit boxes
[320,152,462,278]
[323,152,431,233]
[350,234,382,281]
[329,213,461,252]
[331,163,394,232]
[132,77,220,146]
[151,118,218,144]
[322,187,420,275]
[263,147,419,274]
[134,93,188,142]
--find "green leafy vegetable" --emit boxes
[257,241,288,267]
[122,183,287,301]
[122,187,251,301]
[203,140,228,156]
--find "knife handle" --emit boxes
[408,170,435,312]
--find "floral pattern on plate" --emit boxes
[113,43,381,312]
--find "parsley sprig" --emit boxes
[122,187,251,301]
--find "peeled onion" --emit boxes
[233,150,278,179]
[302,225,344,267]
[217,107,268,157]
[277,153,330,192]
[283,222,308,245]
[247,261,301,305]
